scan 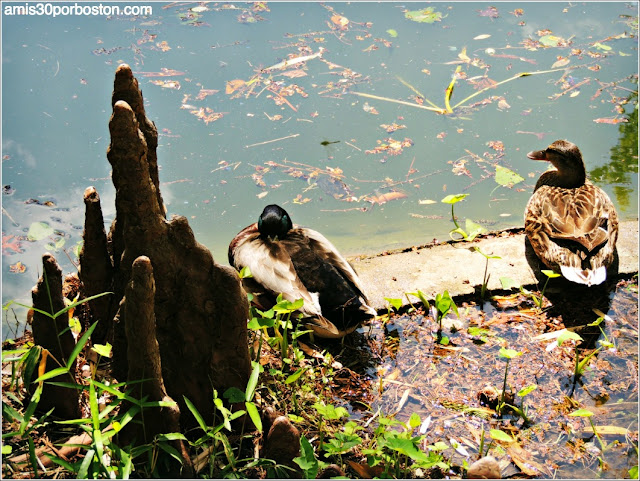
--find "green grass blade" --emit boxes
[245,361,260,402]
[285,367,307,384]
[77,448,95,479]
[66,321,98,371]
[20,383,43,435]
[28,436,40,479]
[157,442,183,464]
[34,366,69,384]
[116,404,142,431]
[183,396,208,432]
[24,407,55,436]
[245,401,262,433]
[89,380,100,432]
[43,452,77,472]
[2,400,24,424]
[52,292,113,320]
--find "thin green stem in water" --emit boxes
[499,359,510,415]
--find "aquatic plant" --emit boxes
[499,270,560,310]
[557,330,611,387]
[569,409,608,469]
[497,347,522,416]
[433,290,459,344]
[442,194,502,299]
[474,247,501,299]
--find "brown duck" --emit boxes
[229,204,376,338]
[524,140,618,286]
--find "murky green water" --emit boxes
[2,2,638,334]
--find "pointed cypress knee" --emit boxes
[78,186,114,345]
[119,256,193,477]
[31,254,80,419]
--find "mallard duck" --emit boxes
[228,204,377,338]
[524,140,619,286]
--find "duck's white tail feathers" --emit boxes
[560,265,607,286]
[360,302,377,317]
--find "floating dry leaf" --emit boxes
[593,117,628,124]
[189,107,225,124]
[196,89,219,100]
[477,6,499,18]
[497,98,511,110]
[380,122,406,133]
[331,14,349,29]
[136,68,185,77]
[363,102,379,115]
[293,194,311,204]
[552,57,570,68]
[156,41,171,52]
[365,138,414,155]
[280,69,308,79]
[226,79,246,94]
[487,140,505,153]
[9,261,26,273]
[2,234,23,254]
[150,79,181,89]
[365,191,408,205]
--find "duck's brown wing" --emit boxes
[229,226,340,337]
[525,182,618,285]
[300,228,376,315]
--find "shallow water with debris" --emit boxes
[327,277,638,478]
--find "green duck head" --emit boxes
[258,204,293,239]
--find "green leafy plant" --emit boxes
[442,194,503,300]
[362,412,447,478]
[569,408,608,468]
[433,291,459,344]
[474,247,501,299]
[405,289,430,313]
[557,330,610,387]
[383,297,403,329]
[312,402,349,453]
[223,361,263,434]
[184,390,250,478]
[499,271,560,309]
[504,384,537,424]
[497,347,522,415]
[322,420,363,467]
[441,194,486,242]
[294,435,320,479]
[489,428,515,444]
[535,270,561,308]
[246,292,309,368]
[494,165,525,190]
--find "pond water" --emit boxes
[1,3,638,334]
[346,279,639,479]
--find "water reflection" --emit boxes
[590,92,639,212]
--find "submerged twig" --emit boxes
[396,76,441,110]
[245,134,300,149]
[2,206,20,226]
[452,67,569,109]
[349,91,447,113]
